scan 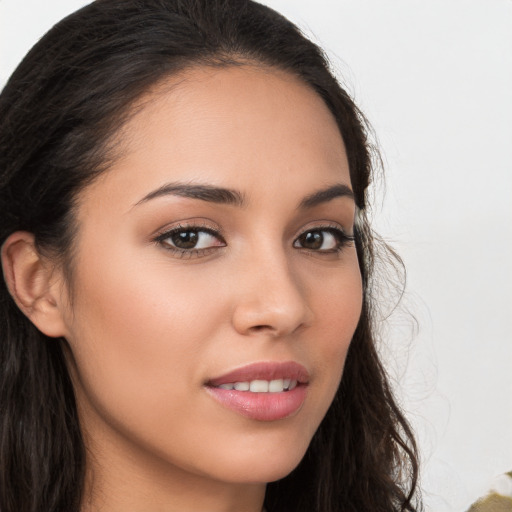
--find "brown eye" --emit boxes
[171,230,199,249]
[297,231,324,250]
[294,228,353,252]
[156,227,225,253]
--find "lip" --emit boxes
[205,361,309,422]
[207,361,310,387]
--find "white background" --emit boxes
[1,1,511,510]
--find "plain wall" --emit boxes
[1,1,511,510]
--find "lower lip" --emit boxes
[205,385,308,421]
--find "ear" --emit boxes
[1,231,69,338]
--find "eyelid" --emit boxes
[152,220,226,259]
[293,222,355,252]
[152,219,225,241]
[295,220,354,238]
[151,218,354,260]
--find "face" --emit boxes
[59,66,362,495]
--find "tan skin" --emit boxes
[2,66,362,512]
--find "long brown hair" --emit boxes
[0,1,421,510]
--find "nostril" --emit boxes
[251,325,273,332]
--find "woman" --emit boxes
[0,1,421,511]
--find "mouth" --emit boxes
[212,378,299,393]
[204,361,309,421]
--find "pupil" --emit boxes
[172,231,198,249]
[302,231,323,249]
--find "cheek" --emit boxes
[305,255,363,411]
[63,250,226,425]
[312,253,363,342]
[62,255,247,482]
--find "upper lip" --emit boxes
[206,361,310,387]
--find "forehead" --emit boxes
[79,64,350,212]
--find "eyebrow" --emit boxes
[298,184,354,209]
[134,182,246,208]
[133,182,354,209]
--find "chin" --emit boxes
[201,430,312,485]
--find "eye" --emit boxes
[155,225,225,257]
[293,227,354,253]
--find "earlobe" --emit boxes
[1,231,69,338]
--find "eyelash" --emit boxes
[154,223,355,259]
[293,225,355,254]
[154,224,226,259]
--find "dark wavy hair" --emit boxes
[0,1,421,511]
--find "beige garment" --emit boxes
[466,472,512,512]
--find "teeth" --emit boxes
[250,380,269,392]
[268,378,284,392]
[216,379,299,392]
[234,381,250,391]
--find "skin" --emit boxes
[19,66,363,511]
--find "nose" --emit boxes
[231,249,313,338]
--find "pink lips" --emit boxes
[205,361,309,422]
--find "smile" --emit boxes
[215,379,298,392]
[205,361,309,421]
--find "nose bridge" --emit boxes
[231,239,312,336]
